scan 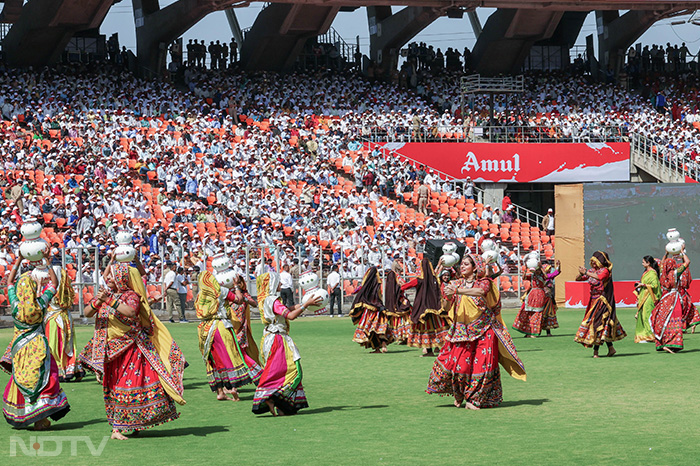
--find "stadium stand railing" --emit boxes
[362,124,628,144]
[630,133,697,183]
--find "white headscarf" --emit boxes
[262,272,282,326]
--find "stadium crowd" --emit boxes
[0,55,699,308]
[0,63,539,307]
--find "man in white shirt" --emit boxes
[326,264,342,317]
[163,261,183,323]
[542,208,555,236]
[174,266,189,323]
[279,263,295,307]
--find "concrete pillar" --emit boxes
[467,11,482,39]
[595,10,660,77]
[367,6,442,75]
[471,8,563,76]
[0,0,23,23]
[482,183,507,212]
[132,0,212,77]
[240,4,339,72]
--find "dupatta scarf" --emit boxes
[384,270,411,317]
[256,272,301,361]
[1,273,56,401]
[660,257,691,291]
[350,267,384,324]
[410,258,442,324]
[195,270,224,320]
[590,250,616,313]
[195,270,243,362]
[635,269,660,311]
[257,272,288,333]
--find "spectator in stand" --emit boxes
[492,208,502,226]
[482,205,493,222]
[542,209,555,236]
[502,192,512,212]
[464,177,474,200]
[229,38,237,64]
[417,183,430,215]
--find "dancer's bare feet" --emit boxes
[663,346,676,354]
[454,397,463,408]
[421,348,434,357]
[370,349,382,354]
[276,408,286,416]
[528,335,537,339]
[692,326,697,334]
[607,347,617,357]
[593,352,600,358]
[111,430,128,440]
[230,389,240,401]
[380,344,388,353]
[34,419,51,431]
[464,402,480,411]
[265,399,277,416]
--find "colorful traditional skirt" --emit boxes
[202,323,262,391]
[651,291,684,351]
[679,288,700,330]
[408,313,448,349]
[512,295,558,336]
[635,297,655,343]
[512,305,543,336]
[3,356,70,428]
[574,297,626,347]
[252,334,308,415]
[45,310,85,382]
[387,314,411,343]
[524,288,546,312]
[78,336,96,374]
[352,310,393,350]
[426,328,502,408]
[103,343,179,431]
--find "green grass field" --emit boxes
[1,308,699,465]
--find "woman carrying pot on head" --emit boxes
[1,249,70,430]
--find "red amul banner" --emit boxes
[369,142,630,183]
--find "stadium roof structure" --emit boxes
[244,1,700,8]
[2,0,700,76]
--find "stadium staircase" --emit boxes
[630,133,693,183]
[364,140,547,229]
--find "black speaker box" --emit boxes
[424,239,467,268]
[446,7,464,18]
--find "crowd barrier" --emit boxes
[0,243,546,317]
